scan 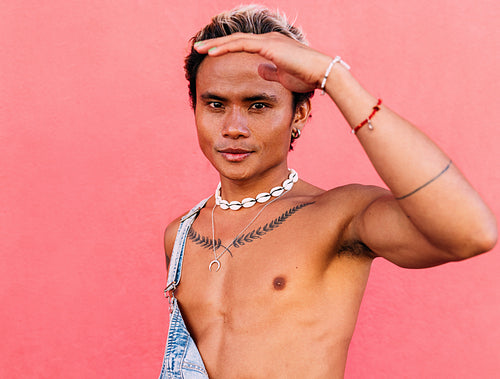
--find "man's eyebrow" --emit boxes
[199,92,278,103]
[199,92,227,101]
[243,93,278,103]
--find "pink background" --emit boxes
[1,0,499,377]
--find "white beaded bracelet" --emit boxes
[320,56,350,95]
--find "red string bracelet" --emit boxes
[351,99,382,134]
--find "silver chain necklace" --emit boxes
[209,193,284,272]
[208,169,299,272]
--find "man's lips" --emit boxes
[218,148,254,162]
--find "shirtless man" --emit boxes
[159,6,497,378]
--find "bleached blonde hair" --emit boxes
[195,5,308,45]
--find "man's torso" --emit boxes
[168,182,379,378]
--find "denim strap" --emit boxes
[165,197,210,294]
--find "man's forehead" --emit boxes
[196,53,290,100]
[197,53,272,84]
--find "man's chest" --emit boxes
[175,225,371,331]
[171,196,372,336]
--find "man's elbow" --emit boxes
[451,220,498,261]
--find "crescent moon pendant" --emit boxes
[209,259,221,272]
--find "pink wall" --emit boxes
[1,1,498,377]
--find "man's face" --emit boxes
[195,52,298,182]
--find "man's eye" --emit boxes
[209,102,223,109]
[251,103,267,110]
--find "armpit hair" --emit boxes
[337,239,376,259]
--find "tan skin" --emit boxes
[164,33,497,378]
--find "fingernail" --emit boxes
[208,47,218,53]
[194,41,204,46]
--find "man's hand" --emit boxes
[194,32,332,93]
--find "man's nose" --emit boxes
[221,108,250,139]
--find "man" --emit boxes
[159,5,497,378]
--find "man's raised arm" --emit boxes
[195,32,497,267]
[324,58,497,267]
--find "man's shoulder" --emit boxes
[311,182,389,211]
[164,216,182,262]
[164,196,212,260]
[287,181,389,236]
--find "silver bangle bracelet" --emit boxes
[320,56,350,95]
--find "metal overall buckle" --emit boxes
[164,281,177,313]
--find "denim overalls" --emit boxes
[159,198,210,379]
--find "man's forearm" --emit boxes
[324,63,449,195]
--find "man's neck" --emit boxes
[217,165,291,203]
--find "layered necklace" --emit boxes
[209,169,298,272]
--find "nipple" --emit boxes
[273,276,286,291]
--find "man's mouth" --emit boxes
[218,148,253,162]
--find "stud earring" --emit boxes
[291,129,301,139]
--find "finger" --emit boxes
[200,38,269,58]
[258,63,279,82]
[193,32,265,53]
[193,33,286,61]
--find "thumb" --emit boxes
[258,63,280,82]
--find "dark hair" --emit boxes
[184,5,314,114]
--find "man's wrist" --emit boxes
[321,61,353,97]
[319,56,351,95]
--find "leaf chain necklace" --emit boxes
[209,169,298,272]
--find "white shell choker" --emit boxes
[215,169,298,211]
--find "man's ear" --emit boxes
[293,99,312,132]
